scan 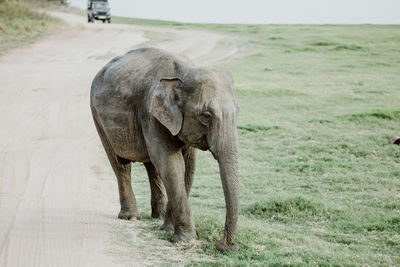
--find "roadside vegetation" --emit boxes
[0,0,62,53]
[121,19,400,265]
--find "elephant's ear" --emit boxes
[150,78,183,136]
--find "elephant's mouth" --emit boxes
[193,135,208,151]
[177,131,208,151]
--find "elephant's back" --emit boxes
[91,48,193,105]
[92,48,161,97]
[89,48,191,161]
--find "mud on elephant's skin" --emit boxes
[90,48,240,251]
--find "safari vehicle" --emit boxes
[87,0,111,23]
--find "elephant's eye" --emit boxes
[199,111,212,125]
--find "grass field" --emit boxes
[0,0,62,53]
[115,18,400,265]
[5,7,399,264]
[3,2,397,265]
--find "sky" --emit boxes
[70,0,400,24]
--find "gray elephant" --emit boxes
[90,48,239,251]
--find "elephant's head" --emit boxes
[150,68,240,251]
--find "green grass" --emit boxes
[117,20,400,265]
[0,0,62,53]
[1,3,398,265]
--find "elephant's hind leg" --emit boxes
[113,156,140,220]
[92,113,140,220]
[144,162,167,219]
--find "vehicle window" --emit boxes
[93,3,107,9]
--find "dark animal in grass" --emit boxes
[391,136,400,144]
[90,48,240,251]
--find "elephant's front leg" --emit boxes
[161,146,197,231]
[160,153,196,242]
[147,143,197,242]
[183,146,197,197]
[144,162,167,219]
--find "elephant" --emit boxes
[90,48,239,251]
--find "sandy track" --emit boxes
[0,11,240,266]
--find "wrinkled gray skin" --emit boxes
[90,48,239,251]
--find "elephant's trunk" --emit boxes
[208,113,240,251]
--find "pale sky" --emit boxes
[70,0,400,24]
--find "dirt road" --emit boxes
[0,12,240,266]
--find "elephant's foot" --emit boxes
[160,220,173,231]
[160,207,173,230]
[118,209,140,220]
[171,230,197,243]
[218,239,240,252]
[150,196,167,219]
[151,203,166,219]
[151,210,163,219]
